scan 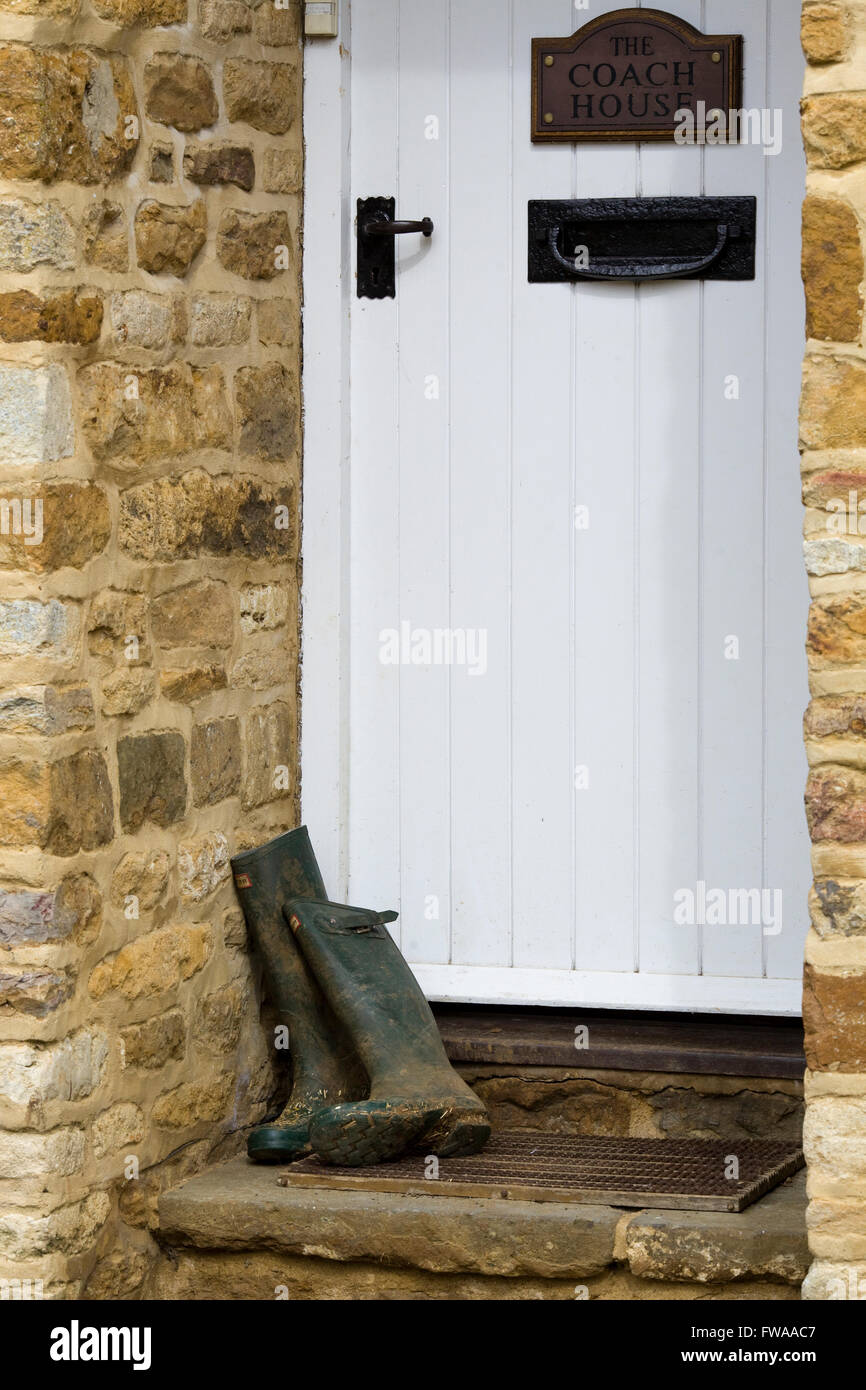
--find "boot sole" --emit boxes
[420,1112,492,1159]
[310,1101,442,1167]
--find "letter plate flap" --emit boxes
[528,197,756,282]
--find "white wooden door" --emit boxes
[302,0,809,1014]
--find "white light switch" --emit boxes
[305,0,337,36]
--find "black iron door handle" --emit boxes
[548,222,731,281]
[357,196,434,298]
[363,217,434,237]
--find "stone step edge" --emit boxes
[156,1157,809,1287]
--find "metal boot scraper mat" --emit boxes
[279,1132,804,1213]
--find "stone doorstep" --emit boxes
[155,1156,809,1290]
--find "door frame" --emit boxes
[301,3,352,900]
[300,1,803,1016]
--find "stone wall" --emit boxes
[800,0,866,1300]
[0,0,303,1298]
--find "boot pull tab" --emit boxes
[285,900,399,937]
[339,909,399,935]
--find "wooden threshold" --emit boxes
[435,1005,805,1080]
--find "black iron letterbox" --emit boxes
[528,197,757,283]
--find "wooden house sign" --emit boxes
[532,8,743,143]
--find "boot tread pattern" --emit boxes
[312,1105,437,1167]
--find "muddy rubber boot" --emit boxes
[231,828,364,1164]
[286,899,491,1167]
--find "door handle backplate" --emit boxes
[357,197,434,298]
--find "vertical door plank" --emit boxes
[510,0,577,973]
[571,0,641,975]
[448,0,513,966]
[348,2,403,922]
[396,0,452,964]
[636,0,704,979]
[700,0,768,978]
[764,0,810,983]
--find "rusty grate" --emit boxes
[280,1132,804,1212]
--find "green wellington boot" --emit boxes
[286,899,491,1167]
[231,828,364,1163]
